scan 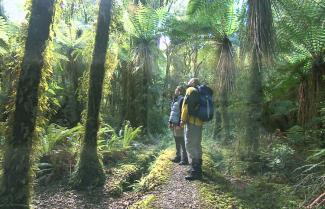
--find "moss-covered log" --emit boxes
[0,0,55,208]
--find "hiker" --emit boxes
[168,86,189,165]
[180,78,204,180]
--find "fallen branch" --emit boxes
[307,192,325,208]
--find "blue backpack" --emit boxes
[187,85,214,122]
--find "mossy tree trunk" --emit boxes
[241,0,273,160]
[71,0,112,189]
[215,37,236,144]
[220,88,230,143]
[162,46,171,113]
[213,106,222,141]
[243,50,262,158]
[0,0,55,208]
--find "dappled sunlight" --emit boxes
[0,0,324,208]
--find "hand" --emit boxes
[180,120,184,127]
[168,123,173,128]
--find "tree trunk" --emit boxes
[120,61,128,124]
[0,0,55,208]
[298,55,325,127]
[0,0,5,19]
[142,53,149,133]
[213,106,222,141]
[125,62,138,126]
[243,50,262,159]
[71,0,112,189]
[64,49,83,127]
[163,47,171,113]
[220,89,230,143]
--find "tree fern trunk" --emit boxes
[213,106,222,141]
[71,0,112,189]
[243,50,262,158]
[163,47,171,113]
[120,61,128,124]
[221,89,230,144]
[298,55,325,127]
[142,57,149,133]
[0,0,55,208]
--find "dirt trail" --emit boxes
[108,160,206,209]
[151,163,203,209]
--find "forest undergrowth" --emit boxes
[0,0,324,208]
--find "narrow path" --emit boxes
[151,162,203,209]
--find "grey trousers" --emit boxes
[185,123,203,161]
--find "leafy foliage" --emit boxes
[0,17,8,55]
[124,5,167,41]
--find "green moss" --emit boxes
[70,146,105,189]
[200,184,246,209]
[129,194,157,209]
[238,180,302,208]
[202,153,229,185]
[201,142,303,209]
[199,152,247,208]
[105,164,140,196]
[104,148,157,196]
[135,148,174,191]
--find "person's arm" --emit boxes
[177,97,184,126]
[181,89,191,125]
[168,100,174,127]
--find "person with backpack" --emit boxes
[180,78,214,180]
[168,85,189,165]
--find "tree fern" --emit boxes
[275,0,325,57]
[124,5,167,41]
[274,0,325,126]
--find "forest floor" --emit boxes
[33,148,210,209]
[111,160,205,209]
[32,146,304,209]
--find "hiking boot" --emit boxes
[185,170,202,181]
[171,156,181,163]
[179,160,189,165]
[185,160,202,181]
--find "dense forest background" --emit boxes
[0,0,324,208]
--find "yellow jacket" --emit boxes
[181,87,203,126]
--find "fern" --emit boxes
[186,0,238,39]
[275,0,325,59]
[40,123,84,155]
[122,122,142,148]
[124,5,167,41]
[54,22,92,63]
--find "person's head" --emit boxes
[187,78,200,87]
[175,85,185,96]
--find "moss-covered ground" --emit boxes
[199,141,304,209]
[32,140,306,209]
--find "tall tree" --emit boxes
[217,37,236,143]
[0,0,55,208]
[243,0,274,158]
[187,0,238,142]
[54,24,89,127]
[275,0,325,127]
[71,0,112,188]
[123,5,166,132]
